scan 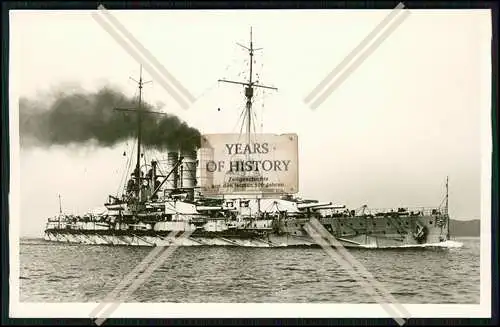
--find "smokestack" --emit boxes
[198,147,214,192]
[180,149,197,201]
[166,152,179,190]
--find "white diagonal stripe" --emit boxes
[97,5,196,103]
[309,9,410,110]
[91,8,192,109]
[304,2,409,109]
[93,230,193,325]
[305,219,409,325]
[89,230,179,318]
[304,2,405,103]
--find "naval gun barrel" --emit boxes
[297,201,332,209]
[196,206,223,211]
[311,204,346,210]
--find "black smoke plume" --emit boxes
[19,86,201,152]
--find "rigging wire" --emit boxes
[115,79,141,197]
[231,102,247,134]
[196,80,219,102]
[142,146,148,171]
[116,138,136,197]
[227,61,250,138]
[236,104,246,145]
[261,90,266,133]
[222,104,247,187]
[116,143,129,195]
[197,58,241,103]
[259,58,266,134]
[154,155,165,177]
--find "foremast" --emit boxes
[135,68,144,200]
[114,66,152,205]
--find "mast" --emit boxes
[58,194,62,215]
[114,65,152,203]
[218,28,278,202]
[246,27,254,145]
[219,27,278,145]
[57,194,62,229]
[446,176,450,239]
[136,66,144,200]
[445,176,449,214]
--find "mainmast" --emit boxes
[218,28,278,205]
[58,194,62,215]
[246,28,254,145]
[219,27,278,145]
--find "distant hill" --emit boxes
[450,219,480,237]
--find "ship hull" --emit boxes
[43,214,449,249]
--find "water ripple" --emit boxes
[20,237,480,303]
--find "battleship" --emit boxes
[43,30,451,248]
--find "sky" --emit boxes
[9,9,491,237]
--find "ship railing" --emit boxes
[45,221,68,230]
[355,206,446,217]
[45,211,124,223]
[319,206,446,217]
[45,222,59,230]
